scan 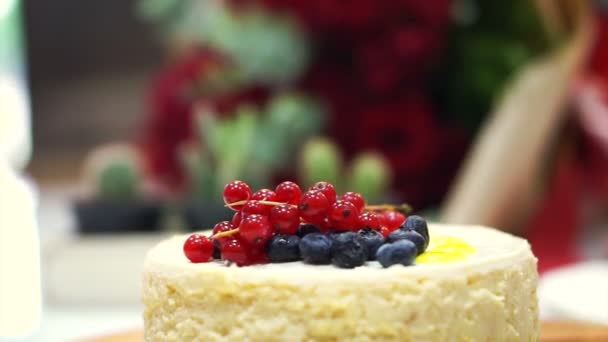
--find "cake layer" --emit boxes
[143,224,539,341]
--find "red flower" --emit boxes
[141,50,268,189]
[351,93,466,207]
[141,50,220,188]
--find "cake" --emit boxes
[143,224,539,341]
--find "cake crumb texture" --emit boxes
[143,257,539,341]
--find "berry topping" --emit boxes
[376,240,417,268]
[231,211,242,227]
[267,234,301,262]
[212,221,236,247]
[402,215,429,241]
[357,228,385,259]
[341,192,365,212]
[297,223,321,237]
[223,180,252,210]
[186,179,427,269]
[212,221,234,235]
[239,214,272,246]
[388,230,427,255]
[330,232,368,268]
[298,190,330,224]
[183,234,214,263]
[221,238,250,266]
[212,239,221,259]
[269,204,300,235]
[299,233,333,264]
[247,245,269,265]
[379,226,391,238]
[242,200,271,217]
[251,188,278,202]
[275,181,302,205]
[329,200,360,231]
[310,181,337,203]
[358,211,381,230]
[381,211,406,231]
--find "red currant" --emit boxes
[328,200,360,230]
[241,200,271,217]
[212,221,236,247]
[223,180,252,210]
[269,204,300,234]
[212,221,234,235]
[382,211,406,231]
[309,181,337,203]
[231,211,242,227]
[221,238,250,266]
[247,245,269,265]
[379,226,391,238]
[183,234,214,263]
[298,190,330,225]
[251,188,277,202]
[239,214,272,246]
[319,217,331,232]
[358,211,381,230]
[341,192,365,212]
[275,181,302,205]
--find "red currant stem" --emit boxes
[365,203,413,214]
[212,228,240,239]
[224,200,297,208]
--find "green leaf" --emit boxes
[136,0,183,21]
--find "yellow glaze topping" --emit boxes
[416,236,477,264]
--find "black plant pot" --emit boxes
[181,200,233,231]
[74,199,163,234]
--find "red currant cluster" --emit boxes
[183,180,409,266]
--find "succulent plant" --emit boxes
[96,161,139,201]
[138,0,310,86]
[83,144,141,202]
[182,92,325,202]
[299,138,393,203]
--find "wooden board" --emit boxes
[85,321,608,341]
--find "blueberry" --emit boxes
[297,224,321,237]
[388,229,428,254]
[299,233,332,264]
[330,232,368,268]
[402,215,429,241]
[329,231,356,244]
[376,240,417,268]
[267,234,301,262]
[357,228,385,260]
[387,229,410,243]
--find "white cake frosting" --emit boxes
[143,224,539,341]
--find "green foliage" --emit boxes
[184,92,325,200]
[96,160,139,202]
[299,138,393,203]
[137,0,310,86]
[440,0,553,133]
[200,5,310,85]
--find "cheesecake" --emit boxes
[142,224,539,341]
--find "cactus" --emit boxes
[96,159,139,202]
[299,138,342,188]
[346,153,392,203]
[298,139,393,203]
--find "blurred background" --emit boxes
[1,0,608,340]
